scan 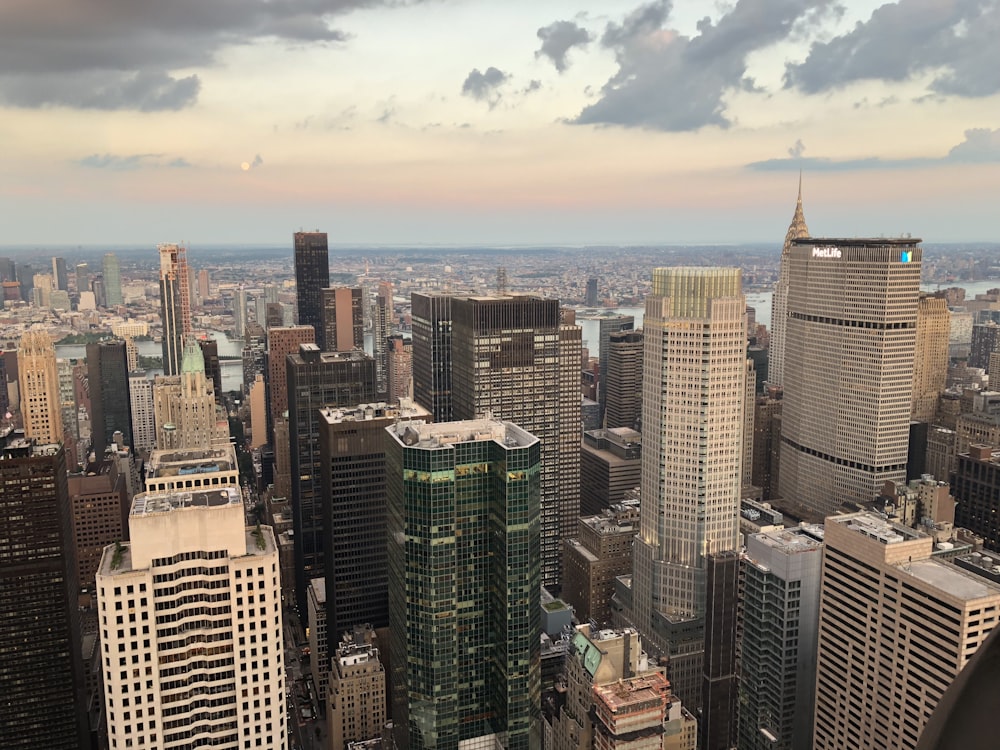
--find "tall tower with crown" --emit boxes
[768,175,809,387]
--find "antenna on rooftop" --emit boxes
[496,266,508,295]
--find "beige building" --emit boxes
[813,513,1000,750]
[267,325,315,426]
[630,267,746,710]
[593,671,696,750]
[96,486,285,750]
[913,293,950,422]
[152,339,228,450]
[779,238,921,516]
[249,373,267,449]
[18,329,63,443]
[327,627,387,750]
[144,444,240,494]
[767,177,810,388]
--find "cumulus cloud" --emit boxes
[747,127,1000,171]
[535,20,593,72]
[0,0,407,111]
[784,0,1000,97]
[77,153,192,170]
[461,67,510,108]
[572,0,836,132]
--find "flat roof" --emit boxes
[902,559,999,602]
[387,417,538,450]
[750,527,824,553]
[131,486,242,516]
[146,445,237,477]
[319,398,429,425]
[833,512,925,544]
[792,237,922,246]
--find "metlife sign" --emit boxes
[812,246,842,259]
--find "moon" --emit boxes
[241,162,251,171]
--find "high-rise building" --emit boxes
[86,339,133,456]
[0,256,15,283]
[152,340,226,450]
[17,263,34,303]
[288,345,377,612]
[387,417,541,750]
[387,333,412,404]
[102,252,123,307]
[813,513,1000,750]
[198,337,223,400]
[767,177,810,388]
[97,486,286,750]
[373,281,393,398]
[52,256,69,291]
[0,433,89,750]
[242,321,267,392]
[18,329,63,443]
[411,292,453,422]
[327,627,387,750]
[321,286,364,352]
[234,286,249,339]
[953,445,1000,551]
[157,243,192,376]
[68,458,128,590]
[266,324,315,428]
[913,293,950,422]
[449,294,581,589]
[579,427,641,517]
[751,386,783,501]
[603,329,643,430]
[738,526,823,750]
[778,238,921,516]
[700,551,741,750]
[249,373,268,449]
[630,267,746,711]
[75,262,90,296]
[596,314,634,417]
[197,267,210,300]
[0,349,8,418]
[129,371,156,454]
[586,276,599,307]
[294,231,330,337]
[970,321,1000,371]
[318,399,429,637]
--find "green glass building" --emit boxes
[387,418,541,750]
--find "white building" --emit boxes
[129,372,156,454]
[96,486,285,750]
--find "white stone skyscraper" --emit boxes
[630,267,746,710]
[767,176,810,387]
[778,237,921,517]
[97,486,285,750]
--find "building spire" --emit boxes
[784,171,809,248]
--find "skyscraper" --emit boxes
[0,433,89,750]
[152,339,226,450]
[129,371,156,454]
[913,292,950,422]
[287,345,377,612]
[450,294,581,589]
[813,513,1000,750]
[596,314,634,417]
[604,329,643,430]
[52,256,69,291]
[778,237,921,516]
[321,286,364,352]
[265,324,315,428]
[630,267,746,710]
[233,286,249,339]
[387,333,412,403]
[157,243,192,376]
[411,292,453,422]
[373,281,393,398]
[102,251,123,307]
[767,177,810,388]
[97,486,285,750]
[387,417,541,750]
[294,230,330,337]
[86,339,133,456]
[75,262,89,296]
[18,329,63,443]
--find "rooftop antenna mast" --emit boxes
[496,266,508,295]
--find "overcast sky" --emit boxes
[2,0,999,246]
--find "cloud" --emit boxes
[572,0,836,132]
[524,79,543,95]
[461,67,510,109]
[784,0,1000,97]
[747,127,1000,171]
[535,20,593,72]
[0,0,402,111]
[76,153,192,170]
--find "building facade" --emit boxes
[102,251,123,307]
[294,231,330,340]
[158,243,192,376]
[778,238,922,516]
[411,292,453,423]
[604,330,644,431]
[87,339,133,455]
[97,486,286,750]
[630,267,746,711]
[266,324,315,428]
[912,293,950,422]
[328,627,387,750]
[322,286,365,352]
[18,328,63,443]
[387,418,541,750]
[580,428,641,517]
[767,178,810,388]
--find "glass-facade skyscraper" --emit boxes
[158,243,192,376]
[387,417,541,750]
[102,251,122,307]
[294,231,330,340]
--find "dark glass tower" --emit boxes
[294,231,330,340]
[86,339,134,455]
[158,243,191,376]
[411,292,453,422]
[0,433,88,749]
[287,345,376,613]
[387,418,541,750]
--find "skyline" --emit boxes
[3,0,1000,244]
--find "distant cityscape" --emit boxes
[4,191,1000,750]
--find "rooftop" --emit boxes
[146,445,237,477]
[131,486,242,516]
[901,559,999,602]
[387,417,538,450]
[320,397,429,425]
[833,512,925,544]
[749,527,825,554]
[792,237,922,247]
